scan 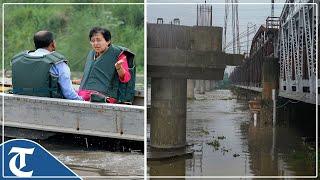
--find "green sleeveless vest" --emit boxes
[79,44,136,103]
[12,51,67,98]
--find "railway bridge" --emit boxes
[230,1,318,105]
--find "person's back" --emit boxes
[11,30,82,100]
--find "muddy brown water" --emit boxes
[4,136,144,177]
[148,89,316,177]
[52,150,143,176]
[40,136,144,177]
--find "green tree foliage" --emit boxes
[110,5,144,27]
[4,3,144,74]
[217,73,231,89]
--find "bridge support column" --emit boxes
[262,58,279,100]
[205,80,211,91]
[261,58,279,125]
[187,79,195,99]
[195,80,206,94]
[147,24,243,155]
[194,80,199,93]
[150,78,187,148]
[199,80,205,94]
[210,80,216,89]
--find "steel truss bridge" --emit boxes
[230,0,318,105]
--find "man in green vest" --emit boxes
[76,27,136,104]
[12,30,83,100]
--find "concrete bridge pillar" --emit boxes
[194,80,199,93]
[199,80,205,94]
[147,23,243,153]
[210,80,216,89]
[262,58,279,100]
[195,80,205,94]
[205,80,211,91]
[261,57,279,125]
[187,79,195,99]
[150,78,187,148]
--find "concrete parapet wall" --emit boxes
[147,24,222,51]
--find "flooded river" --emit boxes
[3,135,144,177]
[148,89,316,177]
[31,134,144,176]
[41,136,144,177]
[52,149,143,176]
[2,134,144,177]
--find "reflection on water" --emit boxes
[148,89,315,177]
[149,157,186,177]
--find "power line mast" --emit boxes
[246,22,256,57]
[223,0,229,52]
[232,0,240,54]
[224,0,240,53]
[197,0,213,26]
[271,0,275,17]
[235,0,240,54]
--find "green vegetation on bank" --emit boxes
[3,2,144,73]
[216,73,231,89]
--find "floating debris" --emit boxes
[217,136,226,140]
[220,147,232,155]
[233,153,240,157]
[201,129,210,135]
[207,140,220,151]
[221,146,231,153]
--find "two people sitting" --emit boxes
[11,27,136,104]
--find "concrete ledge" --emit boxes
[2,93,143,110]
[234,85,263,92]
[1,93,144,141]
[147,48,226,67]
[148,48,229,79]
[147,48,242,71]
[278,91,316,105]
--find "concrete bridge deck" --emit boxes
[234,85,263,93]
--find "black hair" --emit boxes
[33,31,54,49]
[89,27,111,42]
